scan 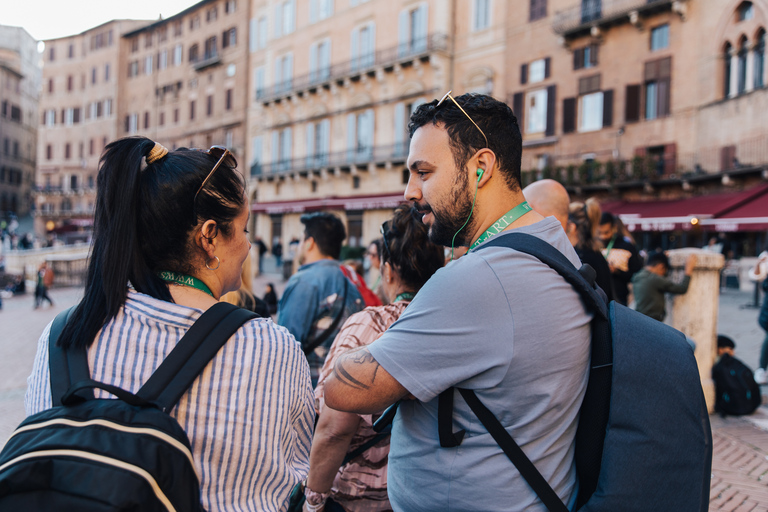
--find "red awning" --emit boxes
[701,184,768,232]
[251,193,407,214]
[602,183,768,232]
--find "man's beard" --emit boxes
[419,173,475,247]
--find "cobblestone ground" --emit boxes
[1,273,767,511]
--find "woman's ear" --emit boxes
[197,220,219,258]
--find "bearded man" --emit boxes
[324,93,592,511]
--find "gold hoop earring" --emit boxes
[206,256,220,270]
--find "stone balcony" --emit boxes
[552,0,686,40]
[256,33,449,105]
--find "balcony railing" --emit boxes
[257,33,449,103]
[193,52,221,71]
[520,134,768,190]
[250,142,410,178]
[552,0,675,37]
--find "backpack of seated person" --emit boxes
[438,233,712,512]
[0,302,258,511]
[713,353,761,416]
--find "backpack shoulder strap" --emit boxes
[138,302,259,412]
[49,306,94,406]
[479,232,608,319]
[458,388,569,512]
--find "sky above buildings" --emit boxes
[4,0,195,41]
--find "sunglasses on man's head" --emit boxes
[194,145,237,203]
[436,90,489,149]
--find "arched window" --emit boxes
[755,29,766,88]
[738,1,755,22]
[738,36,748,94]
[724,42,733,97]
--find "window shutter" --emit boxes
[365,109,375,149]
[306,123,315,161]
[521,63,528,85]
[545,85,556,136]
[663,143,676,174]
[578,74,601,95]
[284,127,292,161]
[512,92,525,132]
[720,145,736,171]
[602,89,613,127]
[398,10,409,55]
[590,44,599,66]
[625,84,640,123]
[394,102,406,145]
[309,43,317,78]
[351,28,360,63]
[417,3,429,49]
[271,131,279,163]
[544,57,551,79]
[563,97,576,133]
[659,77,670,116]
[310,0,318,23]
[573,48,583,70]
[347,113,356,156]
[321,119,330,155]
[274,4,282,38]
[644,60,658,81]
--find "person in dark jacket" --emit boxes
[597,212,643,306]
[632,251,696,322]
[263,283,279,315]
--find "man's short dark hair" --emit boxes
[600,212,616,226]
[717,335,735,350]
[646,251,670,269]
[300,212,346,259]
[408,93,522,191]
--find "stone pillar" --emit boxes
[668,249,724,413]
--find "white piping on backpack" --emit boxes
[7,418,199,480]
[0,449,176,512]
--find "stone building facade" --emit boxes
[246,0,513,250]
[31,0,768,253]
[119,0,249,156]
[35,20,147,240]
[0,25,40,218]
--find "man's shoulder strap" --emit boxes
[477,232,608,319]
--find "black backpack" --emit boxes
[713,353,761,416]
[0,302,258,511]
[438,233,712,512]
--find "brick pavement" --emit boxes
[2,275,768,511]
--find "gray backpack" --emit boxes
[438,233,712,512]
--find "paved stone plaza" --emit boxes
[1,276,767,510]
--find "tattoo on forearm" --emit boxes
[332,349,381,390]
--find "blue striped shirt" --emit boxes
[25,290,314,512]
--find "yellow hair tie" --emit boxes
[146,142,168,164]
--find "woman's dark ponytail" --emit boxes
[58,137,167,349]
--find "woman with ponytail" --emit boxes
[25,137,314,511]
[303,204,444,512]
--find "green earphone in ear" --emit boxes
[476,168,484,181]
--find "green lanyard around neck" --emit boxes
[469,201,533,251]
[159,271,214,298]
[604,236,616,257]
[394,292,416,303]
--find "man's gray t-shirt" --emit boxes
[368,218,592,512]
